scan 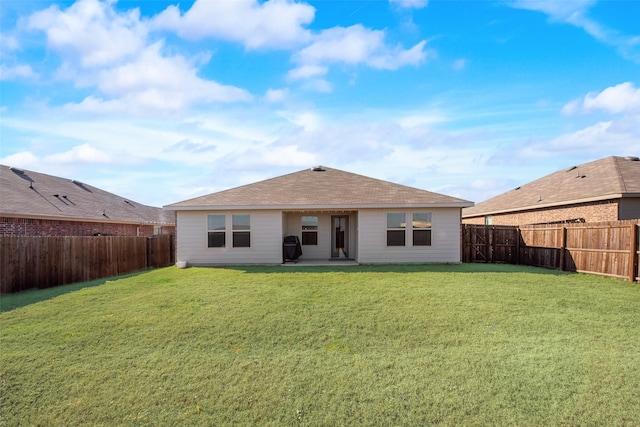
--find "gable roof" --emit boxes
[462,156,640,218]
[0,165,174,224]
[165,166,473,210]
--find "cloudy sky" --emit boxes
[1,0,639,207]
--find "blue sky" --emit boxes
[1,0,639,207]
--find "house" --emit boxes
[0,165,175,236]
[164,166,473,265]
[462,156,640,226]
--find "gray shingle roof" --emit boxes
[165,166,473,210]
[462,156,640,218]
[0,165,174,224]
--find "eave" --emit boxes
[165,202,474,211]
[0,212,173,225]
[462,193,626,218]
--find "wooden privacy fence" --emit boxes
[462,221,640,282]
[0,235,175,294]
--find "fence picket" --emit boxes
[462,220,640,282]
[0,235,175,294]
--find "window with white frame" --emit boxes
[301,216,318,245]
[232,214,251,247]
[412,212,432,246]
[207,214,226,248]
[387,212,406,246]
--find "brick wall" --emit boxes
[462,200,620,226]
[0,217,175,237]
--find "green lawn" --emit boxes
[1,264,639,426]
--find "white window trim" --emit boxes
[386,212,407,247]
[232,213,251,248]
[386,211,434,248]
[207,214,226,248]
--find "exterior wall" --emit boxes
[176,210,283,265]
[357,208,462,264]
[0,216,174,237]
[462,200,621,226]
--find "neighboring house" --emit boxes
[462,156,640,226]
[0,165,175,236]
[164,166,473,265]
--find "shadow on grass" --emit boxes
[0,271,146,313]
[223,263,574,276]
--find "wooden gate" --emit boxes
[462,225,519,264]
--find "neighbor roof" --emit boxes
[165,166,473,210]
[0,165,174,224]
[462,156,640,218]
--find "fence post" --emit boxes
[515,226,520,265]
[630,223,638,283]
[559,226,567,271]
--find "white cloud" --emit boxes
[290,24,429,81]
[26,1,251,115]
[295,25,427,69]
[301,78,333,93]
[264,88,288,103]
[287,64,328,81]
[278,110,323,132]
[546,119,640,155]
[510,0,595,22]
[152,0,315,50]
[0,151,40,168]
[494,116,640,166]
[231,144,317,169]
[582,82,640,113]
[452,58,467,71]
[563,82,640,114]
[399,112,447,129]
[44,143,115,164]
[0,34,19,53]
[0,64,36,80]
[389,0,429,10]
[27,0,147,68]
[510,0,640,62]
[94,42,251,107]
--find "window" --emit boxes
[232,214,251,247]
[207,215,226,248]
[412,212,432,246]
[387,212,406,246]
[301,216,318,245]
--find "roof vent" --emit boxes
[9,167,25,174]
[625,156,639,161]
[566,166,577,172]
[312,166,326,172]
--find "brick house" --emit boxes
[462,156,640,226]
[1,165,175,236]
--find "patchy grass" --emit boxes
[1,264,639,426]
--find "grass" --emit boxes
[1,264,639,426]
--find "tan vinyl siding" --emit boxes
[176,210,282,265]
[358,208,462,264]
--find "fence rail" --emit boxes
[462,221,640,282]
[0,235,175,294]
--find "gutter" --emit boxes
[164,202,475,211]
